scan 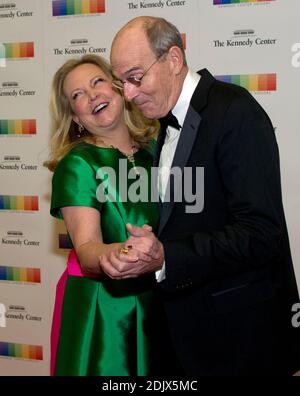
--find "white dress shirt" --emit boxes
[156,69,201,282]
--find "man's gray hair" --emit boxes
[143,17,187,66]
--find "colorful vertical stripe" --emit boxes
[0,196,39,211]
[0,120,36,135]
[214,0,274,4]
[0,43,5,67]
[215,73,276,91]
[52,0,105,16]
[0,342,43,360]
[59,234,72,249]
[0,42,34,59]
[181,33,186,50]
[0,267,41,283]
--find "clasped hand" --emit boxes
[99,224,164,279]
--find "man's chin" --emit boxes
[136,104,159,120]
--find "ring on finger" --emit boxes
[120,247,129,255]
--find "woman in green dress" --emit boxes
[45,54,170,376]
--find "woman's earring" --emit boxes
[77,124,84,138]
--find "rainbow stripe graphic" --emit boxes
[0,342,43,360]
[0,43,5,67]
[214,0,274,4]
[0,266,41,283]
[181,33,186,50]
[0,196,39,211]
[0,42,34,59]
[52,0,105,16]
[59,234,72,249]
[0,119,36,135]
[215,73,276,91]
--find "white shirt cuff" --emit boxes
[155,261,166,282]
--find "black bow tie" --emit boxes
[160,111,181,131]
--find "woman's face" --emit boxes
[63,63,124,135]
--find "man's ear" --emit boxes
[168,46,184,74]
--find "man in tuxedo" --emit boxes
[110,16,299,375]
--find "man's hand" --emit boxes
[96,243,137,279]
[102,224,164,279]
[125,224,162,260]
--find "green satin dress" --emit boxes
[51,142,167,376]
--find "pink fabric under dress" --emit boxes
[50,249,90,376]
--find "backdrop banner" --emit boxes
[0,0,299,375]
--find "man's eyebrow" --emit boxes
[124,66,142,76]
[112,65,142,81]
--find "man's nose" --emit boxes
[123,83,139,102]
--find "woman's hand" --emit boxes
[100,224,164,279]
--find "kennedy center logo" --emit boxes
[2,230,40,247]
[0,155,38,172]
[0,81,37,99]
[0,3,34,19]
[128,1,188,10]
[52,0,105,16]
[5,305,42,323]
[213,29,277,49]
[53,38,107,56]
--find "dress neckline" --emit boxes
[80,141,143,156]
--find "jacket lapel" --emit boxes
[158,108,201,235]
[158,69,215,236]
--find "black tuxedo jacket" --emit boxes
[155,69,299,376]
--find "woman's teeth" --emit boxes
[93,102,108,114]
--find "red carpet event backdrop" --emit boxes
[0,0,299,375]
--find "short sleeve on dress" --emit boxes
[51,153,101,219]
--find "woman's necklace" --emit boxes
[109,143,140,176]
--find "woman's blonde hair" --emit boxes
[44,54,158,171]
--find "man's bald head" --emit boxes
[111,16,186,67]
[110,16,188,119]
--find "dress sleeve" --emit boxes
[50,153,101,219]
